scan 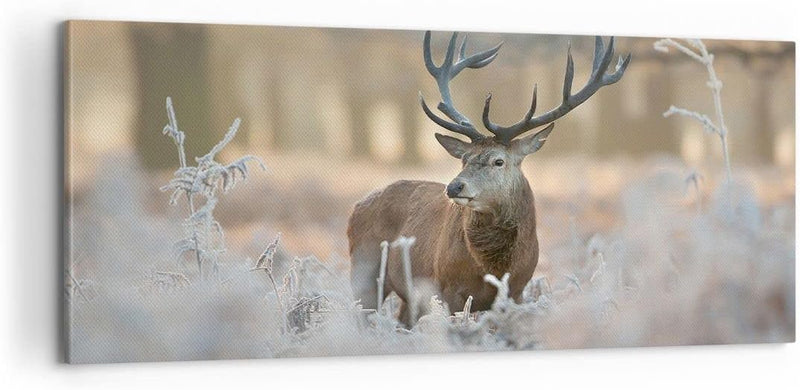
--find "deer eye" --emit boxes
[494,159,505,167]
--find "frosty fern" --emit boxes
[160,97,265,280]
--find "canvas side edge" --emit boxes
[61,20,73,364]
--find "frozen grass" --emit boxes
[66,92,793,363]
[65,151,794,363]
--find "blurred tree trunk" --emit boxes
[331,34,374,159]
[597,66,679,156]
[347,92,372,158]
[750,70,775,164]
[595,82,624,156]
[267,68,290,149]
[129,23,214,171]
[398,88,421,165]
[643,68,680,154]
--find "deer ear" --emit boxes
[510,123,554,156]
[435,133,471,159]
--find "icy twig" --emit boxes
[654,39,705,63]
[462,295,473,325]
[377,240,389,312]
[154,271,191,288]
[589,251,606,284]
[685,170,704,213]
[565,273,583,292]
[197,118,241,165]
[663,106,720,135]
[483,273,512,310]
[654,38,732,183]
[162,97,187,168]
[66,269,91,302]
[251,234,288,334]
[392,236,417,325]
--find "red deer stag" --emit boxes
[348,32,630,325]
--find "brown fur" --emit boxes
[348,139,540,324]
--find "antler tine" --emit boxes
[563,44,575,103]
[420,31,503,142]
[592,36,605,77]
[452,34,503,75]
[483,36,631,145]
[458,35,468,61]
[524,84,538,122]
[420,93,486,141]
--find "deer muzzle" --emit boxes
[446,180,465,198]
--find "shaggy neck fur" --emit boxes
[463,176,536,274]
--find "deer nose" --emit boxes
[446,181,465,198]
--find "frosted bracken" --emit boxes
[159,97,266,280]
[66,81,793,363]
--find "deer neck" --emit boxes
[462,179,535,274]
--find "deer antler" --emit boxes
[482,36,631,145]
[419,31,502,142]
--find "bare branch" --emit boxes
[197,117,242,164]
[656,38,732,182]
[654,38,706,63]
[663,105,720,135]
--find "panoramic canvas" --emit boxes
[64,21,795,363]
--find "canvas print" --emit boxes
[63,21,795,363]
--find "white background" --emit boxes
[0,0,797,389]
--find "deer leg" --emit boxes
[350,243,382,311]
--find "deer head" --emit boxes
[420,32,630,211]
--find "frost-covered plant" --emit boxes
[139,270,192,295]
[160,97,265,280]
[483,273,513,311]
[252,235,340,335]
[587,234,607,284]
[391,236,417,324]
[685,170,704,213]
[459,272,548,348]
[459,295,474,326]
[654,38,732,183]
[278,255,345,334]
[66,269,96,302]
[252,233,288,333]
[376,240,389,311]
